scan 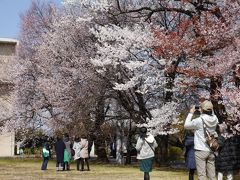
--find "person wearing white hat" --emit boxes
[136,126,158,180]
[184,100,219,180]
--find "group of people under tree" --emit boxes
[41,133,90,171]
[184,100,240,180]
[132,99,240,180]
[39,100,240,180]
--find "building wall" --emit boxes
[0,43,16,56]
[0,41,17,82]
[0,132,15,156]
[0,39,17,156]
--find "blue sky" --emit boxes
[0,0,62,39]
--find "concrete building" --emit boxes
[0,38,18,156]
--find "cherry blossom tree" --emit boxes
[89,0,240,162]
[0,1,58,137]
[7,0,239,163]
[151,0,240,123]
[12,0,113,160]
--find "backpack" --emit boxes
[71,148,75,156]
[43,148,49,158]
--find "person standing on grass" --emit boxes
[184,100,219,180]
[215,122,240,180]
[41,142,50,170]
[136,126,158,180]
[79,135,90,171]
[55,135,66,171]
[184,131,196,180]
[63,133,72,170]
[73,137,81,170]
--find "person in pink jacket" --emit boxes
[79,135,90,171]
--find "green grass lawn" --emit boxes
[0,158,192,180]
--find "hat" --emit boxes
[201,100,213,111]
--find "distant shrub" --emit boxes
[23,147,41,155]
[168,146,183,161]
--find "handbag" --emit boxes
[42,148,50,158]
[71,148,75,156]
[202,119,219,152]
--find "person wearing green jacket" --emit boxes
[63,134,72,171]
[41,143,50,170]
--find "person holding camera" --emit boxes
[136,126,158,180]
[184,100,219,180]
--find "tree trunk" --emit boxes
[90,96,109,162]
[156,55,183,165]
[116,121,124,164]
[210,76,227,123]
[125,120,132,165]
[157,135,169,165]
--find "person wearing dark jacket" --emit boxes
[184,131,196,180]
[55,136,66,171]
[215,123,240,180]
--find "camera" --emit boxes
[195,105,200,115]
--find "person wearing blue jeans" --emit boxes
[41,143,50,170]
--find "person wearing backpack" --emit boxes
[41,142,50,170]
[184,100,219,180]
[135,126,158,180]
